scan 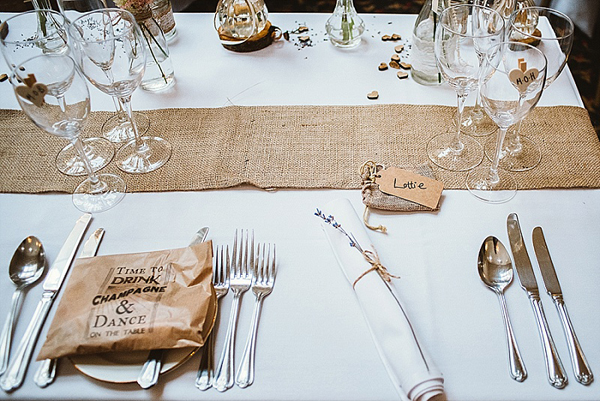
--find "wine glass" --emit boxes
[427,4,504,171]
[456,0,517,138]
[0,9,115,177]
[466,41,547,203]
[484,6,574,171]
[10,54,126,212]
[57,0,151,143]
[69,8,172,174]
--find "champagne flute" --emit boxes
[456,0,517,138]
[69,8,172,173]
[467,41,547,203]
[484,6,574,171]
[426,4,504,171]
[10,54,126,212]
[0,9,115,177]
[57,0,151,143]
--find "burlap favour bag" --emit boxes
[360,161,441,232]
[37,242,213,360]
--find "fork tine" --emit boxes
[270,244,276,282]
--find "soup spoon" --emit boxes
[0,236,47,375]
[478,236,527,382]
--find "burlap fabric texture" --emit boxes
[1,104,599,194]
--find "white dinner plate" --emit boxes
[69,287,217,383]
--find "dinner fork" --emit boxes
[236,243,276,388]
[213,230,253,392]
[195,245,230,390]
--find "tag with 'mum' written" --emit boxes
[375,166,443,209]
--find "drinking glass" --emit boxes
[10,54,126,212]
[426,4,504,171]
[456,0,517,137]
[484,6,574,171]
[57,0,151,143]
[0,9,114,177]
[69,9,172,174]
[467,41,547,203]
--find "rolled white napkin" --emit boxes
[319,198,445,401]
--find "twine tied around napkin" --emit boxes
[353,248,400,288]
[360,161,439,233]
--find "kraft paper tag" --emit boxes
[509,58,539,93]
[16,74,47,107]
[375,166,443,210]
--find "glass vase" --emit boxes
[325,0,364,48]
[151,0,177,42]
[133,6,175,92]
[410,0,448,85]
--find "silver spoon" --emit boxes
[0,236,46,375]
[478,236,527,382]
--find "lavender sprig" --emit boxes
[315,209,363,252]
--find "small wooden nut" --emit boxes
[397,71,409,80]
[399,62,411,70]
[367,90,379,99]
[391,33,401,41]
[391,54,400,63]
[389,60,400,69]
[394,44,404,53]
[381,34,392,41]
[378,62,388,71]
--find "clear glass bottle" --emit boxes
[215,0,269,46]
[134,6,175,91]
[325,0,365,48]
[151,0,177,42]
[410,0,448,85]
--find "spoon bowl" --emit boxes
[478,236,527,382]
[0,236,46,375]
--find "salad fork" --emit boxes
[236,243,276,388]
[196,245,230,390]
[213,230,253,392]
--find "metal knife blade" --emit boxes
[137,227,210,389]
[0,213,92,392]
[532,227,562,296]
[33,228,105,389]
[43,213,92,293]
[506,213,538,293]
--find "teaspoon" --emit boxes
[0,236,46,375]
[478,236,527,382]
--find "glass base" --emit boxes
[102,111,150,143]
[72,173,127,213]
[426,131,483,171]
[116,136,172,174]
[466,166,517,203]
[455,109,497,137]
[484,134,541,172]
[56,137,114,177]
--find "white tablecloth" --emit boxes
[0,13,597,401]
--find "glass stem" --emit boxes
[112,96,128,123]
[453,91,468,151]
[118,96,147,153]
[505,95,525,153]
[72,137,103,191]
[489,126,508,184]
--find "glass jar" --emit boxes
[410,0,449,85]
[151,0,177,42]
[325,0,365,48]
[215,0,269,46]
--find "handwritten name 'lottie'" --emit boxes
[393,178,427,190]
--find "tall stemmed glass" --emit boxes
[467,41,547,203]
[484,6,574,171]
[69,9,172,173]
[10,54,126,212]
[427,4,504,171]
[57,0,151,143]
[0,9,115,177]
[456,0,517,138]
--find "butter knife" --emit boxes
[506,213,567,389]
[33,228,105,388]
[532,226,593,385]
[0,213,92,392]
[137,227,210,389]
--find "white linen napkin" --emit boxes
[320,198,445,401]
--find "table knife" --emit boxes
[137,227,210,389]
[532,226,593,385]
[506,213,567,389]
[0,213,92,392]
[33,228,105,388]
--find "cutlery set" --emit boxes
[480,213,593,388]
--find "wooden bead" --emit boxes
[399,62,411,70]
[397,71,409,80]
[378,62,388,71]
[389,60,400,69]
[367,90,379,99]
[394,45,404,53]
[391,54,400,63]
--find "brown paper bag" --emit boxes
[37,242,213,360]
